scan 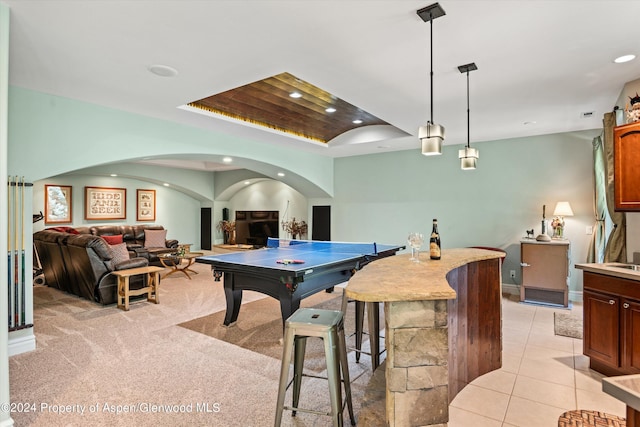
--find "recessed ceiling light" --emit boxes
[523,121,537,125]
[222,157,233,163]
[163,183,170,187]
[277,172,285,177]
[325,107,336,113]
[244,181,251,185]
[353,119,363,124]
[110,174,118,177]
[289,92,302,99]
[614,54,636,64]
[148,64,178,77]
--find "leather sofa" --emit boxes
[75,225,178,266]
[34,229,149,304]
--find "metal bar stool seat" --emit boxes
[274,308,356,427]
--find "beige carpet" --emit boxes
[9,257,378,427]
[179,289,368,373]
[554,312,583,339]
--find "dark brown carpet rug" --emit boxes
[178,288,374,373]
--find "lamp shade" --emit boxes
[553,201,574,217]
[458,146,479,170]
[419,123,444,156]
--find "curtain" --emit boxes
[603,112,627,263]
[587,134,608,263]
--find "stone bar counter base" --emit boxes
[387,299,449,426]
[346,248,505,427]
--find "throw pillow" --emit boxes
[109,242,130,266]
[102,234,123,245]
[144,229,167,248]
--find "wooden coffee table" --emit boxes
[158,252,204,279]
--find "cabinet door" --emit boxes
[621,298,640,373]
[584,290,619,367]
[614,122,640,211]
[521,243,568,291]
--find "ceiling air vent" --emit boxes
[581,111,596,118]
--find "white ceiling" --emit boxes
[5,0,640,170]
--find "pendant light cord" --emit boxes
[466,70,470,149]
[429,12,434,125]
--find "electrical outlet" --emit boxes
[586,226,593,235]
[509,270,516,279]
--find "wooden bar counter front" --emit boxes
[345,248,504,427]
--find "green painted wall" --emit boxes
[8,86,334,197]
[310,131,597,296]
[9,85,599,299]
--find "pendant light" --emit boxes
[417,3,446,156]
[457,62,478,170]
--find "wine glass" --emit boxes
[407,233,417,261]
[410,233,424,263]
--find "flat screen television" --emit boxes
[235,210,279,247]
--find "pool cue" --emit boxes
[14,176,19,325]
[7,176,12,327]
[20,176,25,325]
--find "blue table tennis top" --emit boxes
[197,238,401,274]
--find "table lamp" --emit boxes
[552,201,574,239]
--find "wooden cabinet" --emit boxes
[614,121,640,211]
[520,240,569,307]
[584,289,619,369]
[583,271,640,376]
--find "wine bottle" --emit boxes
[430,218,441,260]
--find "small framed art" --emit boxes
[45,184,72,224]
[84,186,126,220]
[136,189,156,221]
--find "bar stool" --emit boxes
[341,292,384,371]
[274,308,356,427]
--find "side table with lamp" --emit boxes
[521,201,573,307]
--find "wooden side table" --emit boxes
[113,266,163,311]
[520,239,570,307]
[158,252,204,279]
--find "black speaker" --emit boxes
[222,208,229,221]
[201,208,212,250]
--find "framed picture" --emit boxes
[136,189,156,221]
[44,185,72,224]
[84,186,126,220]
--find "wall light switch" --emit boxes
[586,226,593,235]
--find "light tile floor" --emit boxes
[448,295,626,427]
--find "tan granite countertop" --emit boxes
[345,248,505,303]
[575,262,640,282]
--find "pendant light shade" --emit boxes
[417,3,446,156]
[458,146,479,169]
[457,62,478,169]
[419,123,444,156]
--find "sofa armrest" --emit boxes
[165,239,179,249]
[131,247,150,258]
[114,257,148,271]
[127,243,143,249]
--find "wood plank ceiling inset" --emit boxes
[187,72,390,143]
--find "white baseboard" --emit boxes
[8,329,35,356]
[0,416,15,427]
[502,283,519,296]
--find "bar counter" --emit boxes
[345,248,505,427]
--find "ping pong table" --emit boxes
[196,238,403,327]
